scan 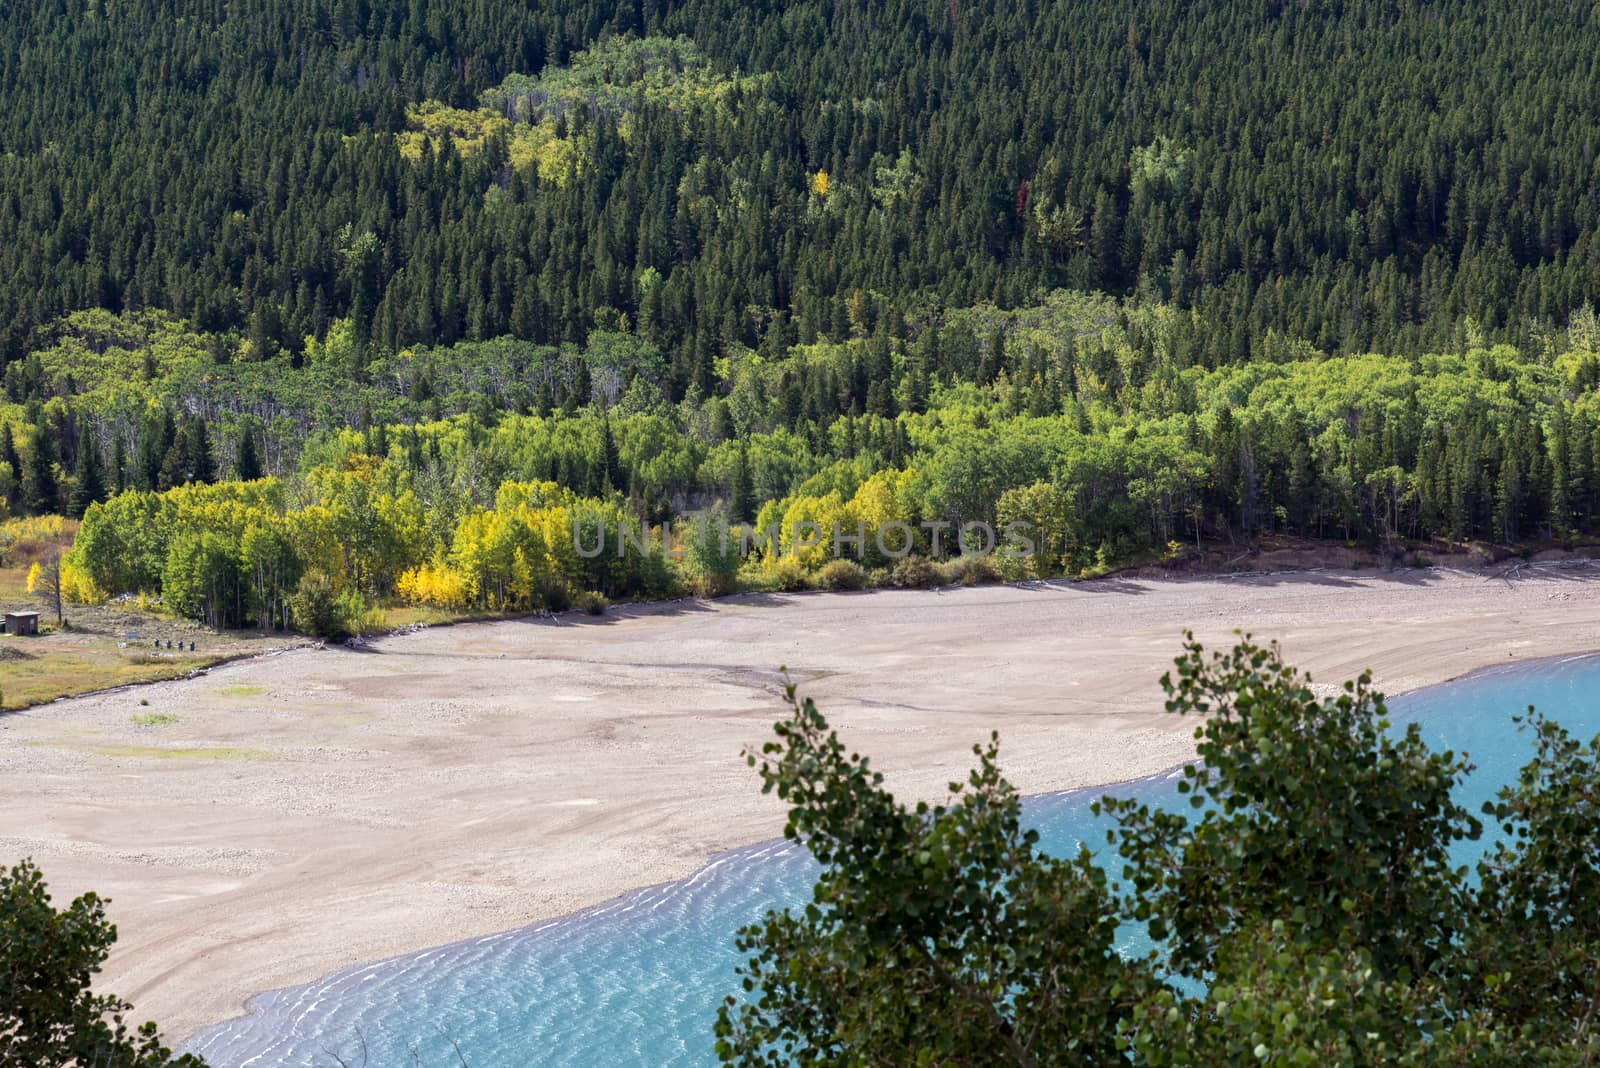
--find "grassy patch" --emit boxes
[0,569,29,601]
[130,712,179,726]
[0,651,218,710]
[0,556,300,712]
[377,604,514,629]
[218,685,267,696]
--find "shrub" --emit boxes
[765,556,810,592]
[938,554,1002,586]
[574,590,609,615]
[991,545,1035,582]
[537,576,572,612]
[289,573,350,640]
[396,563,473,609]
[337,589,386,636]
[686,570,735,598]
[889,555,940,588]
[0,515,76,569]
[813,559,867,591]
[635,551,682,600]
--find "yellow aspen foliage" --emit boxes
[59,559,107,605]
[811,169,830,198]
[776,491,849,569]
[396,564,473,609]
[850,470,914,563]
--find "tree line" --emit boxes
[36,288,1600,630]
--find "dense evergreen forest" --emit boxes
[7,0,1600,365]
[4,0,1600,628]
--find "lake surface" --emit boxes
[187,653,1600,1067]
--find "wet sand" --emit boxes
[2,565,1597,1041]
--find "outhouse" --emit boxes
[3,611,40,636]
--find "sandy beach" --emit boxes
[2,565,1597,1043]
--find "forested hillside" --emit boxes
[4,0,1600,629]
[5,0,1600,367]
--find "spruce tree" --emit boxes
[599,410,621,495]
[158,443,186,491]
[1,422,18,477]
[731,442,755,524]
[138,410,177,491]
[185,418,216,484]
[109,434,127,496]
[0,423,18,510]
[235,426,262,481]
[68,427,106,519]
[23,424,59,516]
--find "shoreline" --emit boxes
[3,564,1598,1045]
[187,640,1600,1059]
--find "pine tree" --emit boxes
[0,423,18,510]
[235,426,263,481]
[68,427,106,518]
[731,442,755,524]
[23,423,59,515]
[599,410,621,494]
[109,434,127,496]
[185,418,216,484]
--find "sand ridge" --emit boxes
[2,565,1597,1042]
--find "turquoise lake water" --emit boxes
[187,653,1600,1067]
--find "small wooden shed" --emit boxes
[4,611,40,636]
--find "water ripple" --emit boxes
[188,654,1600,1067]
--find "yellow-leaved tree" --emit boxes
[25,556,65,625]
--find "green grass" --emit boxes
[130,712,179,726]
[1,650,217,710]
[0,560,298,712]
[218,685,267,696]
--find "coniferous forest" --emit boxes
[4,0,1600,629]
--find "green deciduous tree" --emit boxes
[683,502,742,596]
[716,683,1145,1066]
[0,859,205,1067]
[1101,638,1479,983]
[161,531,243,629]
[719,638,1600,1065]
